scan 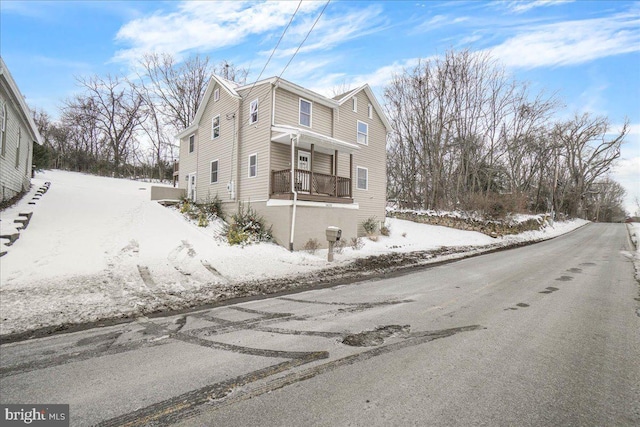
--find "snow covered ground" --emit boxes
[0,170,588,337]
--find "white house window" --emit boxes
[368,103,373,119]
[352,98,357,112]
[189,135,195,153]
[250,99,258,124]
[299,98,312,127]
[210,159,219,183]
[212,115,220,139]
[357,166,368,190]
[248,153,257,177]
[1,102,6,156]
[357,120,368,145]
[15,127,21,168]
[214,88,220,102]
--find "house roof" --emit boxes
[175,74,241,139]
[0,57,43,145]
[334,84,392,132]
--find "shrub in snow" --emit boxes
[380,224,390,236]
[224,202,272,245]
[351,237,364,250]
[303,238,321,254]
[197,212,209,228]
[200,194,224,219]
[334,239,346,254]
[362,217,378,235]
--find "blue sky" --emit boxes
[2,0,639,212]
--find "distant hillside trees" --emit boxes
[385,49,628,220]
[32,53,247,180]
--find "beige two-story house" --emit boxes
[175,75,390,250]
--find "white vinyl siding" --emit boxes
[299,98,312,127]
[248,153,257,178]
[357,166,368,190]
[211,115,220,139]
[210,159,219,183]
[357,120,368,145]
[250,99,258,124]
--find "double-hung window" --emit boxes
[250,99,258,124]
[357,166,368,190]
[248,153,257,178]
[299,98,312,127]
[357,120,368,145]
[212,115,220,139]
[188,135,195,153]
[210,160,219,183]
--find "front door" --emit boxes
[188,173,197,202]
[298,151,310,171]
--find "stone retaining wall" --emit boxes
[387,211,545,238]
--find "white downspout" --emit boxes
[289,134,298,251]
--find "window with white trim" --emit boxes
[250,99,258,124]
[210,159,219,183]
[212,115,220,139]
[352,98,357,112]
[368,103,373,119]
[248,153,257,177]
[15,127,21,168]
[299,98,312,127]
[357,120,368,145]
[188,135,195,153]
[214,88,220,102]
[357,166,368,190]
[0,102,6,156]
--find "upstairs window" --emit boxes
[248,153,257,178]
[299,98,312,127]
[210,160,219,183]
[357,166,368,190]
[250,99,258,124]
[212,115,220,139]
[352,98,357,112]
[357,120,368,145]
[368,103,373,119]
[214,88,220,102]
[189,135,195,153]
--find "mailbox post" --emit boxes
[325,226,342,262]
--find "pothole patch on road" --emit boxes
[515,303,529,308]
[539,286,560,294]
[555,276,573,282]
[567,268,582,273]
[342,325,410,347]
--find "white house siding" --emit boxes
[177,128,198,195]
[334,90,387,234]
[0,86,34,201]
[273,87,333,136]
[194,82,239,205]
[236,83,272,203]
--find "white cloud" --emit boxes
[489,11,640,68]
[501,0,575,14]
[113,1,324,64]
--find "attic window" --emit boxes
[212,115,220,139]
[357,120,368,145]
[368,103,373,119]
[250,99,258,124]
[189,135,195,153]
[214,88,220,102]
[352,98,357,112]
[0,102,6,156]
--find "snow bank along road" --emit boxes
[1,223,638,426]
[0,170,586,339]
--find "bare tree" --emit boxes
[554,113,628,217]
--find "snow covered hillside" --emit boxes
[0,170,588,337]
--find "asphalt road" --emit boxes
[1,223,638,426]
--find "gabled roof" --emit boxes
[237,77,339,109]
[175,74,241,139]
[0,57,43,145]
[334,84,391,132]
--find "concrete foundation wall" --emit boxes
[255,202,358,250]
[150,186,186,201]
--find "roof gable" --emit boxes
[335,84,391,132]
[0,57,43,144]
